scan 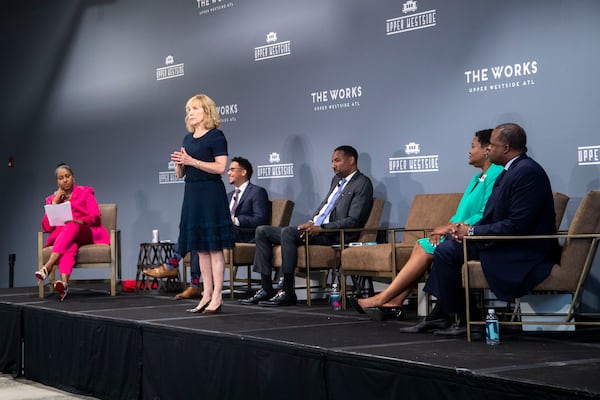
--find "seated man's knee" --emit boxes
[281,226,300,243]
[255,225,269,239]
[434,239,463,264]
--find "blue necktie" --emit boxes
[314,178,347,226]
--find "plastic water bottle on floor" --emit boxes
[485,308,500,345]
[330,284,341,311]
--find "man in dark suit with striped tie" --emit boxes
[402,122,559,335]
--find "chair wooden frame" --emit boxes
[462,190,600,341]
[339,193,463,309]
[272,197,385,307]
[339,226,442,310]
[462,233,600,341]
[37,203,121,298]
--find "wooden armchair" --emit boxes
[272,197,385,306]
[340,193,463,309]
[37,203,121,298]
[462,190,600,341]
[182,199,294,298]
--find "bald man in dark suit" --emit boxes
[403,123,559,335]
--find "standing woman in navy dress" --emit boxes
[171,94,234,314]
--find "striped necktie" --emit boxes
[314,178,347,226]
[230,188,241,217]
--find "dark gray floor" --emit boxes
[2,285,600,398]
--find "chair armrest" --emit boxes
[312,226,437,242]
[464,233,600,241]
[462,232,600,265]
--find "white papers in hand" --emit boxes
[44,201,73,226]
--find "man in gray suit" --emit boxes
[240,145,374,307]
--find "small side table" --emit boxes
[136,242,181,292]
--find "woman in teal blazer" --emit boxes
[350,129,503,317]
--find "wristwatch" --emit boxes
[467,226,475,236]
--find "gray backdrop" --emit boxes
[1,0,599,309]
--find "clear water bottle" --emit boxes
[485,308,500,345]
[330,283,341,311]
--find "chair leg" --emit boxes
[229,263,235,299]
[511,298,521,322]
[341,272,347,310]
[247,265,252,293]
[306,270,311,307]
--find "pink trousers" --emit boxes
[49,222,93,275]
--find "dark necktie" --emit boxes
[230,188,241,217]
[494,169,507,187]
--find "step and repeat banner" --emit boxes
[2,0,599,302]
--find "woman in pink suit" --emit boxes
[35,164,110,300]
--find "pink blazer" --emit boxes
[42,185,111,246]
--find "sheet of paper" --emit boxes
[44,201,73,226]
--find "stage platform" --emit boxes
[1,285,599,400]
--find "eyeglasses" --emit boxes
[228,168,244,172]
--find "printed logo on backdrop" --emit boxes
[254,32,291,62]
[156,55,185,81]
[578,145,600,166]
[256,152,294,179]
[159,161,185,184]
[386,1,437,35]
[196,0,234,16]
[217,103,238,124]
[389,142,439,173]
[311,85,362,112]
[464,60,538,94]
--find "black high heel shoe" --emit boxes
[348,296,365,314]
[186,301,211,313]
[364,306,405,321]
[203,304,222,315]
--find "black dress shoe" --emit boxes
[259,291,298,307]
[365,306,405,321]
[433,322,466,336]
[348,296,365,314]
[239,288,274,305]
[399,317,451,333]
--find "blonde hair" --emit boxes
[184,94,221,132]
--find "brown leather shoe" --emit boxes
[143,264,178,279]
[175,286,202,299]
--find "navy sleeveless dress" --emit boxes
[177,128,234,254]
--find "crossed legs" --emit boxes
[357,243,434,309]
[38,222,93,284]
